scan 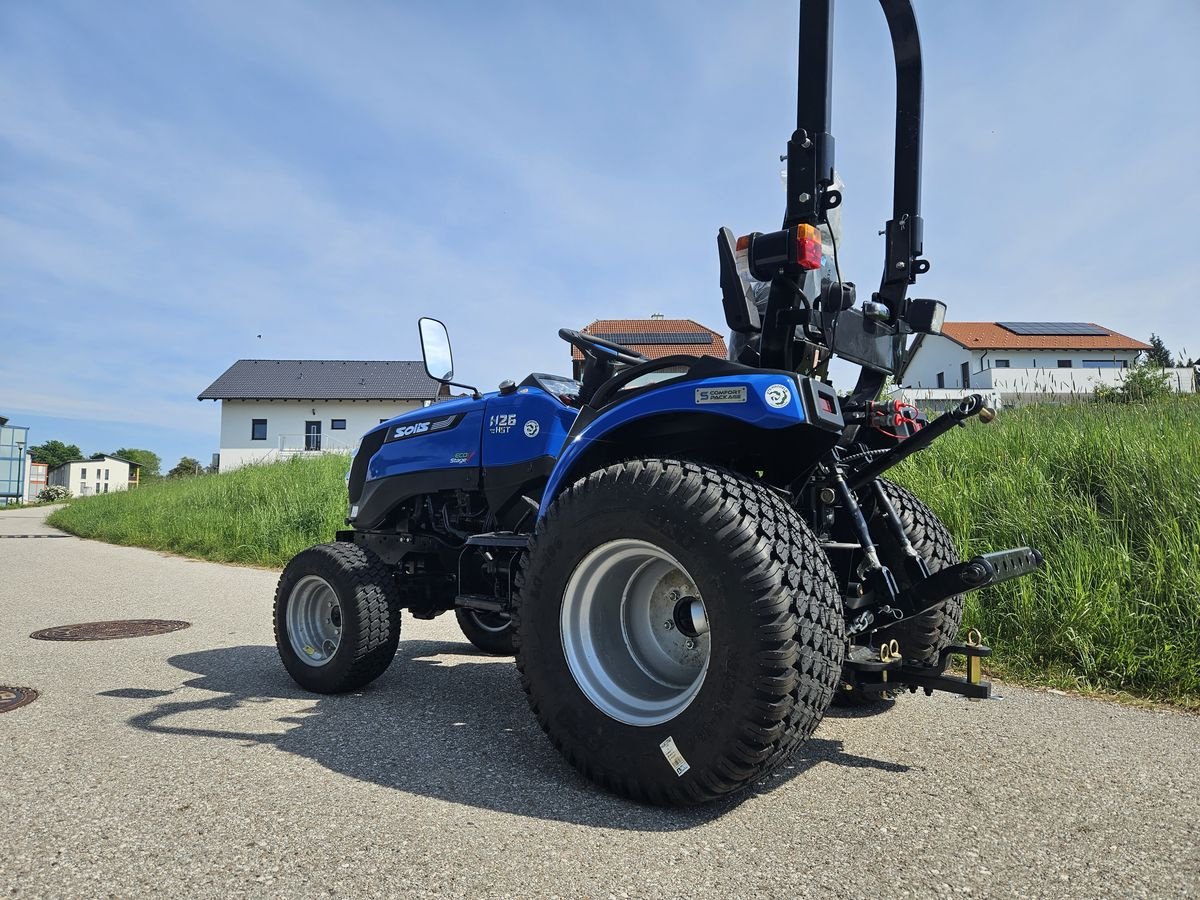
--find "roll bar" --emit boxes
[788,0,925,314]
[784,0,928,400]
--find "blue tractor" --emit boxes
[274,0,1042,805]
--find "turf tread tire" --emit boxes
[274,541,401,694]
[874,479,964,663]
[512,459,844,805]
[455,608,516,656]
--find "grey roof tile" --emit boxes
[198,359,441,401]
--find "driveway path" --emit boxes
[1,507,1197,898]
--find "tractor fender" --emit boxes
[541,372,842,517]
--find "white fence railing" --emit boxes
[972,366,1196,396]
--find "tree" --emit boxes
[167,456,203,478]
[113,448,161,479]
[90,452,106,460]
[29,440,82,468]
[1146,333,1174,368]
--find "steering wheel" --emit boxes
[558,328,648,366]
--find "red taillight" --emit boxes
[795,223,822,270]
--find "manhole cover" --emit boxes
[30,620,191,641]
[0,686,38,713]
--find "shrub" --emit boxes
[1095,362,1172,403]
[37,485,72,502]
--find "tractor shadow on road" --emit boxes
[100,641,908,831]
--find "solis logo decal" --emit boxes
[393,421,431,439]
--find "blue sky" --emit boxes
[2,0,1197,466]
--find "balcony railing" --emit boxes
[277,434,355,454]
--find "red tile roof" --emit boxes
[940,322,1150,351]
[573,318,728,361]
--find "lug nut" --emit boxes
[663,620,674,630]
[684,639,696,650]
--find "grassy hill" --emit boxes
[49,453,351,567]
[49,397,1200,705]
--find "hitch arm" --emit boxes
[847,392,989,491]
[900,547,1044,612]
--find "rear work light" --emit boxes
[740,224,825,280]
[794,223,822,270]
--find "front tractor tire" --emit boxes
[513,459,844,805]
[455,608,516,656]
[274,542,401,694]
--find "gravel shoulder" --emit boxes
[1,507,1197,899]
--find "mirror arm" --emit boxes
[439,379,482,401]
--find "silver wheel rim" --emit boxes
[561,539,710,726]
[470,610,511,633]
[287,575,342,667]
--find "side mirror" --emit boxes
[418,317,454,382]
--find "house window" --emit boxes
[105,469,110,480]
[936,372,945,389]
[331,419,347,430]
[961,362,971,388]
[251,419,267,441]
[993,359,1010,368]
[1084,360,1126,369]
[81,468,87,480]
[1057,360,1073,368]
[103,484,109,493]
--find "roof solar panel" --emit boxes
[997,322,1109,336]
[592,332,714,345]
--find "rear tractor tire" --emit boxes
[513,459,844,805]
[874,479,965,663]
[835,480,965,707]
[455,608,516,656]
[274,542,401,694]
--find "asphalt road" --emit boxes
[2,505,1197,899]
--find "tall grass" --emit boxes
[48,454,350,567]
[890,396,1200,704]
[47,398,1200,703]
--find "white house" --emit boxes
[199,359,448,472]
[899,321,1194,403]
[47,455,140,497]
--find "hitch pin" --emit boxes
[965,629,983,685]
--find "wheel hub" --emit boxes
[561,539,710,726]
[287,575,342,667]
